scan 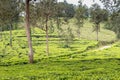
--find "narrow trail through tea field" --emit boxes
[98,45,112,50]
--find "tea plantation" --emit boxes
[0,28,120,80]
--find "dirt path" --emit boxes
[98,45,112,50]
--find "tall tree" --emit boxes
[90,3,108,41]
[40,0,57,56]
[75,0,88,38]
[0,0,20,46]
[25,0,34,63]
[30,0,57,56]
[100,0,120,39]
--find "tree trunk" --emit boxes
[25,0,34,63]
[0,27,2,40]
[56,17,62,43]
[96,26,99,41]
[46,16,49,56]
[77,29,81,39]
[9,24,12,47]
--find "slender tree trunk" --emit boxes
[0,27,2,40]
[46,16,49,56]
[96,26,99,41]
[77,29,81,39]
[78,32,80,39]
[25,0,34,63]
[57,17,61,43]
[57,17,60,36]
[9,24,12,47]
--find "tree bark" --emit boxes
[96,25,99,41]
[9,24,12,47]
[25,0,34,63]
[77,29,81,39]
[56,17,61,43]
[0,27,2,40]
[46,16,49,56]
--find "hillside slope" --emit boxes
[0,19,119,80]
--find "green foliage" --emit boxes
[104,13,120,39]
[100,0,120,39]
[90,3,108,25]
[1,58,120,80]
[90,3,108,41]
[0,0,20,30]
[0,28,99,65]
[30,0,57,32]
[0,18,118,80]
[0,42,120,79]
[0,0,119,79]
[75,1,88,38]
[59,26,75,48]
[57,1,75,18]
